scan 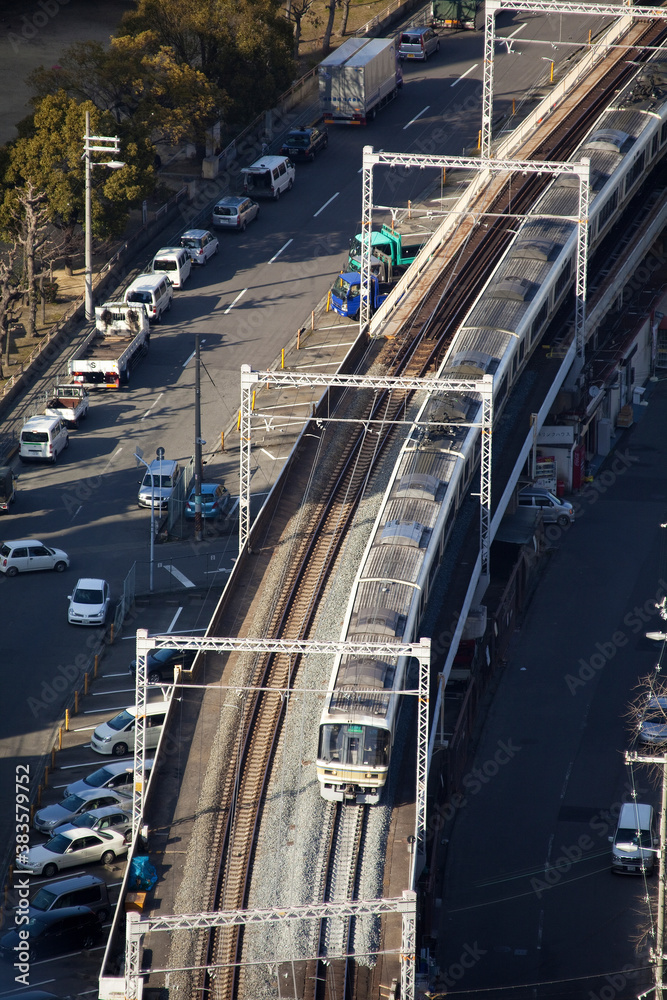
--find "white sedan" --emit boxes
[67,577,111,625]
[16,827,128,878]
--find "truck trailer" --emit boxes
[319,37,401,125]
[68,303,150,389]
[432,0,477,29]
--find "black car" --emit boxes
[0,906,101,963]
[129,646,196,684]
[279,126,328,162]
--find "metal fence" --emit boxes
[113,561,136,633]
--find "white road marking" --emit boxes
[260,448,278,459]
[269,239,293,262]
[450,65,478,87]
[91,688,134,696]
[204,567,233,575]
[167,607,183,632]
[403,106,430,128]
[70,505,82,522]
[182,339,207,367]
[103,446,123,472]
[314,192,340,217]
[141,392,164,421]
[224,288,247,314]
[161,564,196,588]
[502,22,527,52]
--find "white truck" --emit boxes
[45,383,90,428]
[319,37,401,125]
[68,302,150,389]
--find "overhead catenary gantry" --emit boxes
[481,0,667,160]
[359,148,590,362]
[239,367,494,580]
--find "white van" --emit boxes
[19,415,69,463]
[90,701,170,757]
[124,274,173,323]
[611,802,657,874]
[241,155,295,200]
[137,458,181,509]
[151,246,192,288]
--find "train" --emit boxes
[316,46,667,803]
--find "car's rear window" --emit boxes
[214,205,237,217]
[21,431,48,442]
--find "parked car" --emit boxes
[137,458,181,510]
[398,25,440,60]
[518,487,575,527]
[0,465,17,512]
[90,701,169,756]
[54,804,133,842]
[129,647,196,684]
[211,195,260,231]
[0,538,69,576]
[639,696,667,745]
[16,827,128,877]
[29,873,111,923]
[185,481,229,520]
[279,126,328,162]
[0,906,102,963]
[34,788,132,834]
[180,229,219,265]
[65,759,153,798]
[67,577,111,625]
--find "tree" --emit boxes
[0,247,22,376]
[287,0,320,58]
[338,0,352,37]
[2,93,154,275]
[322,0,340,53]
[13,183,49,337]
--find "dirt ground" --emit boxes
[0,0,132,146]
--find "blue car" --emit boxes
[185,481,228,520]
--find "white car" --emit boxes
[0,538,69,576]
[16,827,128,878]
[67,577,111,625]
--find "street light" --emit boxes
[135,447,163,593]
[83,110,125,321]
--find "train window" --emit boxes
[625,151,645,194]
[597,190,618,231]
[652,134,659,158]
[530,300,549,342]
[661,121,667,145]
[519,340,525,363]
[496,375,508,407]
[554,260,572,300]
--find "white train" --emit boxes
[317,50,667,803]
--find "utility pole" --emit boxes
[194,333,203,542]
[628,749,667,999]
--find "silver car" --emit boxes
[639,696,667,745]
[53,804,133,842]
[211,196,260,232]
[65,759,153,798]
[34,788,131,835]
[180,229,219,265]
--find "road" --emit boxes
[435,380,667,999]
[0,8,614,995]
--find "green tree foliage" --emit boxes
[0,93,155,268]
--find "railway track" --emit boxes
[190,19,667,1000]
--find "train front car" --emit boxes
[317,653,400,804]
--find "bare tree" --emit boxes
[338,0,352,37]
[288,0,320,57]
[322,0,340,52]
[14,182,49,337]
[0,248,22,376]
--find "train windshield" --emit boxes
[318,724,389,767]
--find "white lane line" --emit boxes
[314,192,340,217]
[182,339,207,367]
[141,392,164,421]
[269,239,293,262]
[161,564,196,588]
[204,567,233,575]
[224,288,247,314]
[103,446,123,473]
[91,688,134,696]
[261,448,278,459]
[451,64,478,87]
[167,607,184,632]
[70,505,82,522]
[403,106,430,129]
[502,22,527,53]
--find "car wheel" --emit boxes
[288,178,293,190]
[436,41,440,52]
[308,151,315,162]
[241,221,247,232]
[202,255,208,266]
[148,669,163,684]
[124,829,132,843]
[101,850,116,866]
[42,863,57,878]
[64,437,69,449]
[255,207,260,220]
[51,451,57,464]
[54,561,67,573]
[6,566,18,577]
[274,189,280,201]
[557,514,570,527]
[112,742,128,757]
[82,932,98,949]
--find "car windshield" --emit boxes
[286,133,310,147]
[142,473,174,489]
[59,794,85,812]
[44,835,70,855]
[72,812,97,828]
[29,887,57,910]
[83,766,114,788]
[107,710,134,732]
[332,275,354,302]
[616,827,653,848]
[73,587,104,605]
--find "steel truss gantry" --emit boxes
[240,366,494,577]
[360,148,590,362]
[482,0,667,161]
[125,891,417,1000]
